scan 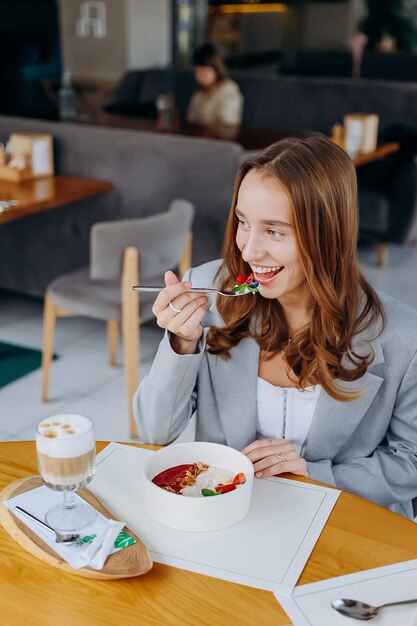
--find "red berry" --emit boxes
[215,483,236,494]
[236,274,247,285]
[232,472,246,485]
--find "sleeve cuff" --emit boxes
[166,328,206,356]
[306,460,336,487]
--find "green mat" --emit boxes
[0,341,57,389]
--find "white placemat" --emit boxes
[275,559,417,625]
[90,442,340,593]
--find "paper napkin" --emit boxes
[3,485,136,570]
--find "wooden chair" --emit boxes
[41,200,194,438]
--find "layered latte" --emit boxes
[36,415,95,490]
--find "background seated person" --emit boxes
[186,43,243,127]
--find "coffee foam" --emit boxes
[36,414,95,458]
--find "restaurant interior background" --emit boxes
[1,0,417,442]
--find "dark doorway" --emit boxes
[0,0,62,119]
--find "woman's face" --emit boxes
[235,169,312,308]
[194,65,217,89]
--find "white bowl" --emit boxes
[143,441,254,532]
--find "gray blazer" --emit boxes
[135,260,417,518]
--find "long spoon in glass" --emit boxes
[14,506,80,544]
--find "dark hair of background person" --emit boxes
[192,43,230,82]
[207,133,386,402]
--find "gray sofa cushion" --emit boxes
[172,68,417,134]
[361,52,417,82]
[279,49,353,78]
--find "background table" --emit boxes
[1,441,417,625]
[86,112,400,164]
[0,176,112,225]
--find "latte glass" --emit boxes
[36,415,96,532]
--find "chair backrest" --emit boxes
[90,199,194,281]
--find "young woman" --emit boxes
[186,43,243,127]
[135,133,417,519]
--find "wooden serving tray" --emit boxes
[0,476,153,579]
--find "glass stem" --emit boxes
[63,490,76,509]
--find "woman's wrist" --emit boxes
[169,331,202,355]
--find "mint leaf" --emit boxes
[75,534,97,547]
[201,488,217,496]
[114,531,136,549]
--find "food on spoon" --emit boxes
[152,462,246,497]
[231,273,259,294]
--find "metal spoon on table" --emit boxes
[14,505,80,544]
[332,597,417,620]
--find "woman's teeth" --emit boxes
[253,266,282,274]
[252,265,284,280]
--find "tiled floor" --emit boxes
[0,243,417,443]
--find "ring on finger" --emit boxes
[275,453,286,463]
[168,301,182,314]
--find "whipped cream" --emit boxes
[36,414,95,458]
[181,466,234,497]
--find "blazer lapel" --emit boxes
[207,316,385,456]
[208,337,259,450]
[304,334,385,460]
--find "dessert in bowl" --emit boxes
[143,442,254,532]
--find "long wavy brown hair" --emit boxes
[207,133,385,401]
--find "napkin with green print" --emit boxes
[4,485,137,570]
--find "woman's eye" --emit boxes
[237,219,250,230]
[267,229,284,239]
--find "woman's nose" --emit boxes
[241,231,264,262]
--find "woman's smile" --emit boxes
[252,266,285,283]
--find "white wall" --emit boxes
[126,0,172,69]
[59,0,128,80]
[59,0,172,81]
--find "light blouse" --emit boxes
[186,80,243,126]
[256,377,321,454]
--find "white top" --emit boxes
[186,80,243,126]
[256,378,321,454]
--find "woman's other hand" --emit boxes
[152,270,208,354]
[242,438,309,478]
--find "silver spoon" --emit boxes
[14,505,80,544]
[132,285,258,297]
[332,597,417,620]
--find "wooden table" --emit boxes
[351,141,399,167]
[1,441,417,625]
[86,112,400,166]
[0,176,112,225]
